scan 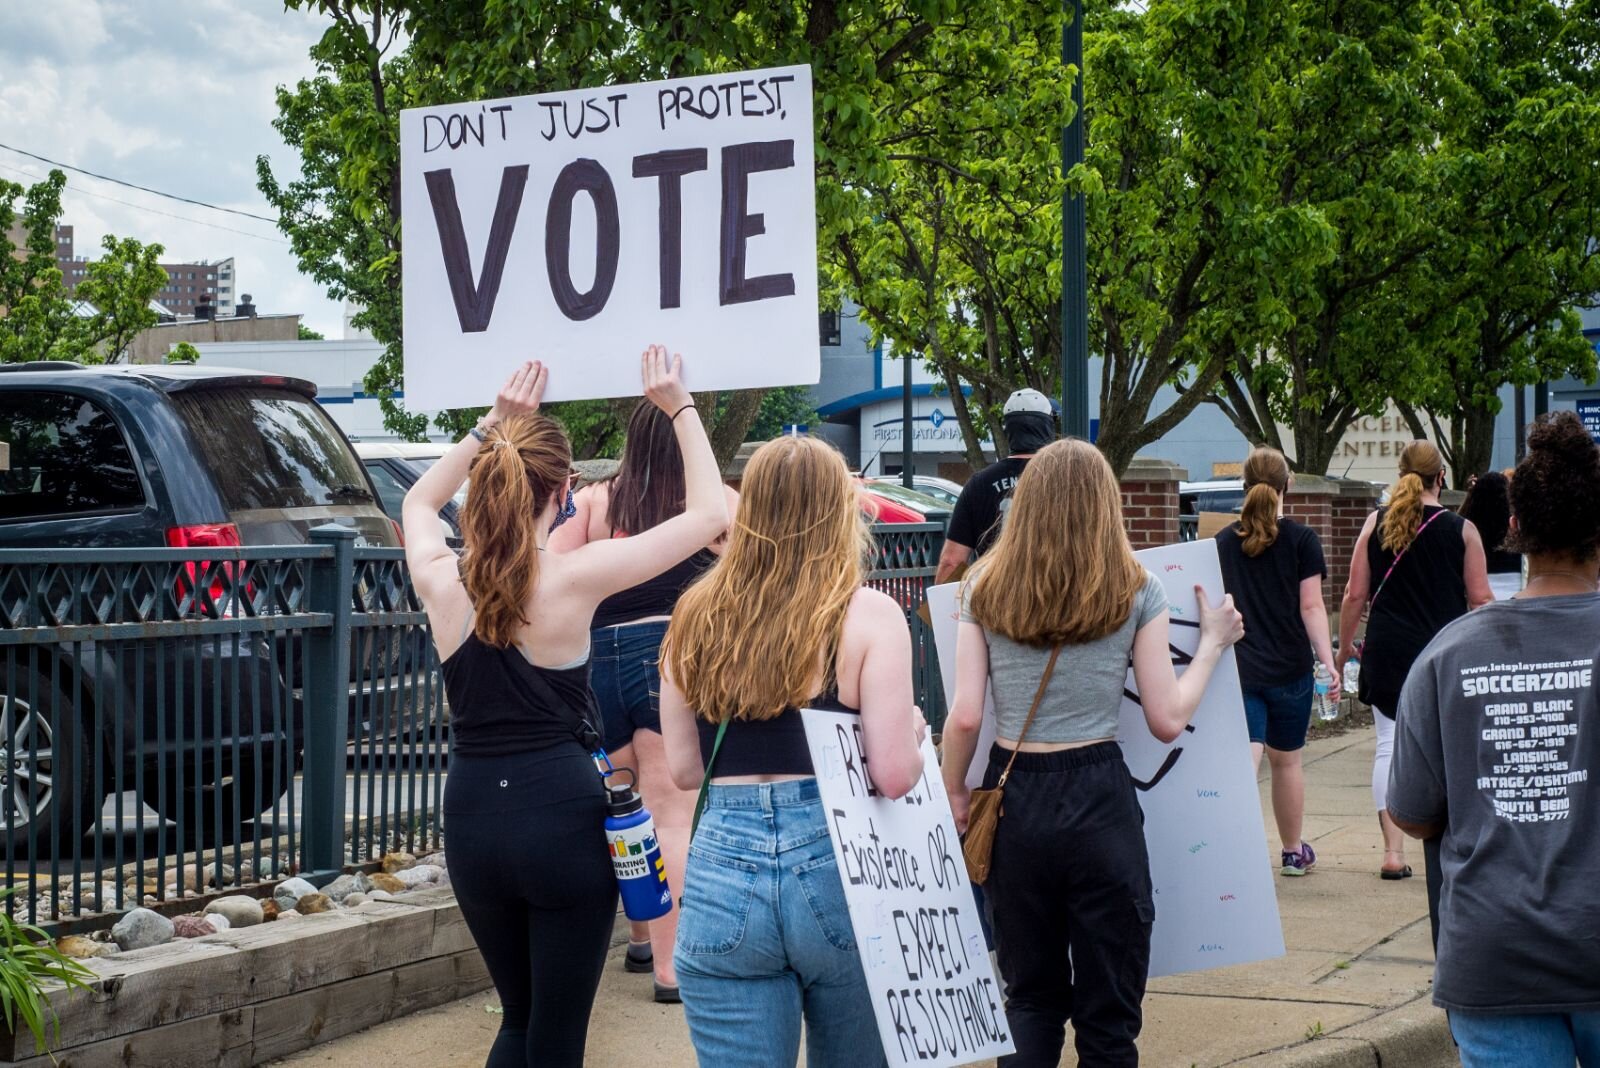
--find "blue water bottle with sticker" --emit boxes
[603,769,672,922]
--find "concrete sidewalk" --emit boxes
[269,729,1457,1067]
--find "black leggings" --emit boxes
[445,747,618,1067]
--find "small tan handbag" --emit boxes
[962,645,1063,885]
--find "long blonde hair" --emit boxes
[966,439,1146,646]
[662,436,871,722]
[459,414,571,648]
[1237,446,1290,557]
[1381,440,1444,553]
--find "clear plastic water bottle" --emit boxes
[1313,663,1338,722]
[1343,652,1361,697]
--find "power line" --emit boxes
[0,162,290,245]
[0,142,280,225]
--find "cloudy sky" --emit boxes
[0,0,346,336]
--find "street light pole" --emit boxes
[1061,0,1089,439]
[902,347,914,488]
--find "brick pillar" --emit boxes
[1120,457,1187,550]
[1282,474,1338,612]
[1328,480,1383,613]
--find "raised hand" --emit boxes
[641,344,692,416]
[487,360,547,427]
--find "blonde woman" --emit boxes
[941,440,1243,1068]
[1216,447,1338,876]
[1338,440,1490,880]
[659,436,925,1068]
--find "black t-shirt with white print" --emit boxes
[946,456,1029,557]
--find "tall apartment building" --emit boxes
[50,226,236,316]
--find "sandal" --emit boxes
[653,980,681,1004]
[1380,850,1413,880]
[624,940,653,974]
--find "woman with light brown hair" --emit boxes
[401,349,728,1068]
[1337,439,1490,880]
[941,439,1243,1067]
[1216,446,1338,877]
[658,434,926,1067]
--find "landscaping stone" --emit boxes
[381,851,417,874]
[295,893,335,915]
[57,935,115,959]
[276,909,303,922]
[323,872,372,903]
[113,908,175,951]
[418,852,447,870]
[367,890,394,902]
[344,892,368,907]
[368,872,406,894]
[260,900,280,922]
[274,877,318,911]
[204,896,265,928]
[205,913,231,931]
[394,864,442,888]
[172,915,216,939]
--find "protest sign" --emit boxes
[925,538,1284,978]
[924,583,993,790]
[802,709,1013,1068]
[400,65,819,408]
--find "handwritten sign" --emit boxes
[400,65,819,408]
[925,538,1284,979]
[925,584,994,790]
[802,709,1013,1068]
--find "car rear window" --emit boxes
[0,391,145,520]
[171,388,372,512]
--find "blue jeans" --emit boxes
[674,778,886,1068]
[590,620,669,750]
[1450,1011,1600,1067]
[1241,673,1314,751]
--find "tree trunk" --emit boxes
[706,388,768,472]
[1457,402,1497,482]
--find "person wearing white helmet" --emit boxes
[935,388,1058,584]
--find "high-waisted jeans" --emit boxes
[674,778,886,1068]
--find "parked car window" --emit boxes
[0,391,144,520]
[363,462,410,519]
[170,388,373,511]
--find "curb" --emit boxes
[1225,992,1456,1067]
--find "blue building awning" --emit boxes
[815,383,970,419]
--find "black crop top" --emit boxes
[593,549,717,629]
[441,632,601,756]
[696,693,854,777]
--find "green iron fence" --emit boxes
[0,522,943,933]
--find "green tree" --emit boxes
[165,341,201,364]
[0,170,167,364]
[297,323,325,341]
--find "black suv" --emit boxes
[0,363,401,848]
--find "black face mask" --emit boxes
[1003,412,1056,455]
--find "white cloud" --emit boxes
[0,0,346,337]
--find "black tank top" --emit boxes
[1361,505,1468,715]
[441,633,602,756]
[593,548,717,629]
[696,693,854,777]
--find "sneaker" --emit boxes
[1280,843,1316,876]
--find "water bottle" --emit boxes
[1313,663,1339,722]
[603,769,672,922]
[1343,651,1361,697]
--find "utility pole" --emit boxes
[902,348,914,487]
[1061,0,1089,439]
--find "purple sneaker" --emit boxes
[1280,843,1316,876]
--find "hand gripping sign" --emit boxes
[802,711,1013,1068]
[400,65,819,409]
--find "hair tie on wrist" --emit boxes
[671,403,696,422]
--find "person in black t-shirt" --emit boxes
[935,388,1057,583]
[1217,447,1339,877]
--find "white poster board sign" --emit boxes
[925,583,994,790]
[400,65,819,409]
[802,709,1013,1068]
[926,538,1284,978]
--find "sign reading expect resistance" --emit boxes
[400,66,819,408]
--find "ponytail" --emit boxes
[1235,446,1290,557]
[1380,440,1444,554]
[458,414,571,648]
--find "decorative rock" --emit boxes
[172,915,216,939]
[322,873,372,903]
[204,913,231,931]
[368,872,406,894]
[394,864,443,888]
[367,890,394,902]
[273,877,318,911]
[344,892,368,907]
[112,908,175,951]
[276,909,303,922]
[204,896,264,929]
[260,900,280,922]
[417,852,448,870]
[435,869,452,889]
[295,893,335,915]
[381,851,417,874]
[57,935,114,959]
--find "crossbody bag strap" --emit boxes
[995,645,1064,789]
[691,717,732,835]
[1371,508,1447,611]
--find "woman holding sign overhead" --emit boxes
[941,439,1244,1068]
[658,435,927,1068]
[402,350,727,1068]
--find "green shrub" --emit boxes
[0,891,94,1053]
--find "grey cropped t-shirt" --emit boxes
[960,570,1168,744]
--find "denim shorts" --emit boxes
[1241,673,1313,751]
[589,620,669,750]
[1449,1009,1600,1067]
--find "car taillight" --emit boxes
[166,523,245,611]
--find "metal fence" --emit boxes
[0,523,943,933]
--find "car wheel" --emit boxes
[0,661,98,858]
[141,748,290,844]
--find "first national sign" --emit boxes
[400,65,819,409]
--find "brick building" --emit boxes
[51,226,237,316]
